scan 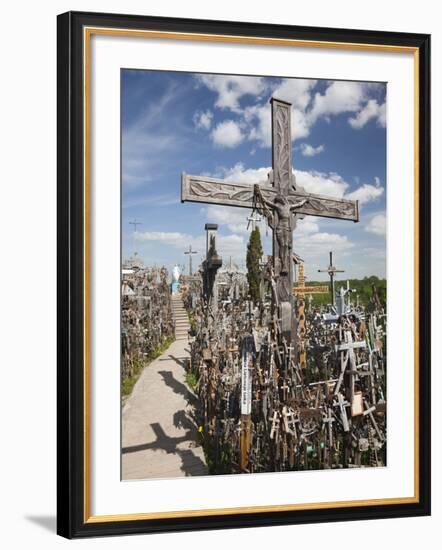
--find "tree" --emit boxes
[246,226,263,303]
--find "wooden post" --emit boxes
[298,263,306,369]
[294,262,328,369]
[240,336,254,471]
[240,413,252,472]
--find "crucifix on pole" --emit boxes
[318,251,345,307]
[182,97,359,347]
[247,212,261,231]
[129,218,142,256]
[184,244,198,276]
[129,218,142,233]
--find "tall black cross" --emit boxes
[318,251,345,306]
[184,244,198,276]
[182,97,359,345]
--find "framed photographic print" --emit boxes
[57,11,431,538]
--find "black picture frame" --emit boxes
[57,10,431,538]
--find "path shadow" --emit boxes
[158,370,198,407]
[158,354,189,369]
[25,515,56,533]
[173,409,198,432]
[122,422,188,454]
[122,419,206,476]
[178,449,207,476]
[158,354,189,368]
[168,355,189,368]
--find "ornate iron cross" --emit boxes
[181,97,359,346]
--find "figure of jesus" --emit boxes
[254,184,309,275]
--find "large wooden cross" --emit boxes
[182,97,359,346]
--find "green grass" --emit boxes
[185,371,198,391]
[122,335,175,398]
[298,275,386,308]
[187,310,198,335]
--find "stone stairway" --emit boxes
[171,293,190,340]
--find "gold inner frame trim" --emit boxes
[85,26,418,53]
[83,26,420,524]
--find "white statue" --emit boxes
[172,264,181,283]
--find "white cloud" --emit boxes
[298,143,325,157]
[193,109,213,130]
[216,234,247,258]
[307,81,386,131]
[348,99,386,129]
[134,231,192,246]
[347,178,384,205]
[197,74,267,112]
[300,232,353,249]
[134,229,246,262]
[222,162,269,184]
[365,213,386,236]
[295,169,349,197]
[204,205,250,234]
[290,107,312,141]
[295,230,354,263]
[308,81,367,124]
[296,216,320,235]
[211,120,244,148]
[197,77,386,149]
[272,79,317,111]
[245,103,272,146]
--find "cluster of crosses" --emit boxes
[181,97,366,471]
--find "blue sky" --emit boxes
[122,70,386,281]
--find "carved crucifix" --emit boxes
[182,97,359,346]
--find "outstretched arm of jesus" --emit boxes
[290,198,309,211]
[254,184,274,210]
